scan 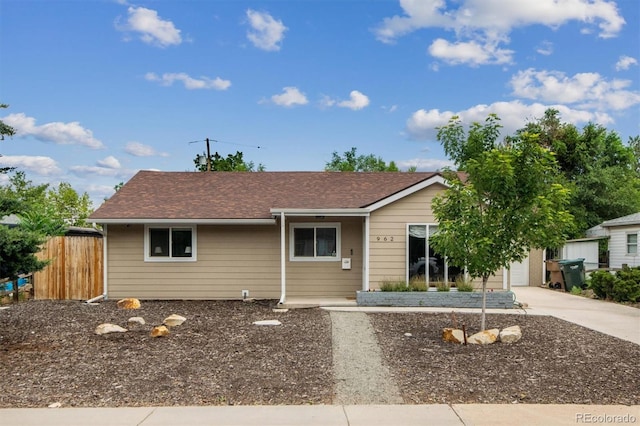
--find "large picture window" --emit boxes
[408,224,460,285]
[290,223,340,261]
[145,225,196,261]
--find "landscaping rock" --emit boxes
[499,325,522,343]
[163,314,186,327]
[467,328,499,345]
[128,317,146,326]
[95,323,128,335]
[442,328,466,344]
[150,325,169,337]
[116,298,141,310]
[253,320,282,326]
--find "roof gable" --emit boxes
[89,171,442,222]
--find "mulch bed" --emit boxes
[0,300,638,407]
[369,312,640,405]
[0,300,333,408]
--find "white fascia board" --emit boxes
[270,208,369,217]
[366,175,449,212]
[90,218,277,225]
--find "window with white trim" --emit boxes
[627,233,637,255]
[290,223,340,261]
[145,225,196,261]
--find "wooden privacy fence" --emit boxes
[33,234,103,300]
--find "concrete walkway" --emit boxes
[1,404,638,426]
[2,287,638,425]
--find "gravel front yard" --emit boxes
[0,299,638,408]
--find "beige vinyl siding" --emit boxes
[368,183,504,290]
[368,185,442,289]
[106,224,281,299]
[286,217,363,297]
[528,248,544,287]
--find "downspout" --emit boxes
[86,223,108,303]
[279,212,286,305]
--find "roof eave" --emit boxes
[89,218,277,225]
[270,208,369,217]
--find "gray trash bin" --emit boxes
[558,258,586,292]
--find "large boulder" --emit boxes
[499,325,522,343]
[442,328,466,344]
[150,325,169,337]
[117,298,141,310]
[467,328,499,345]
[95,323,128,335]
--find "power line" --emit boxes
[186,138,263,149]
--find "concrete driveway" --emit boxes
[511,286,640,345]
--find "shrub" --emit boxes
[570,286,583,295]
[380,278,408,292]
[588,267,640,302]
[435,281,450,292]
[588,270,616,299]
[408,278,427,292]
[455,276,474,292]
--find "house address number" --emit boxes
[375,236,394,242]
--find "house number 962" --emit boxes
[376,236,394,242]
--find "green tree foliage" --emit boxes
[193,151,265,172]
[325,147,399,172]
[431,114,573,330]
[0,182,49,303]
[0,103,17,174]
[0,171,93,229]
[516,109,640,237]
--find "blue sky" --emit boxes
[1,0,638,208]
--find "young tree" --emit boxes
[325,147,399,172]
[431,114,573,330]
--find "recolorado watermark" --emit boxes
[576,413,637,424]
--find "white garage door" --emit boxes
[509,255,529,287]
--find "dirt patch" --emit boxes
[0,300,638,407]
[369,312,640,405]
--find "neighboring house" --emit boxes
[598,213,640,269]
[88,171,538,302]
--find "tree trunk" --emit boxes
[481,275,488,330]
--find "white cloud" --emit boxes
[510,68,640,110]
[0,155,62,176]
[125,141,169,157]
[337,91,370,110]
[145,72,231,90]
[246,9,287,52]
[69,165,132,178]
[269,87,308,107]
[397,157,454,171]
[405,100,613,140]
[536,40,553,56]
[97,156,121,169]
[2,113,104,149]
[375,0,625,66]
[116,6,182,47]
[615,55,638,71]
[428,38,513,66]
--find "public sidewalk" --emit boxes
[1,404,638,426]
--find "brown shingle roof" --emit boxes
[89,170,440,220]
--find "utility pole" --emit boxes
[205,137,211,172]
